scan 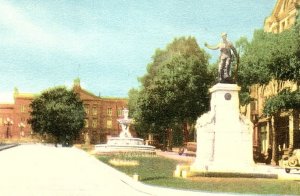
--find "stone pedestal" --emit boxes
[191,83,254,173]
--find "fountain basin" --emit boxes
[93,108,155,155]
[107,137,144,145]
[94,137,156,155]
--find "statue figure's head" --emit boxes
[221,32,227,41]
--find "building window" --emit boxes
[107,108,112,116]
[92,119,97,128]
[106,120,112,129]
[117,109,123,117]
[260,125,267,153]
[250,101,256,112]
[84,119,89,128]
[92,106,97,116]
[20,105,26,113]
[84,105,89,115]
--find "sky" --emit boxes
[0,0,277,100]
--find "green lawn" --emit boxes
[97,154,300,195]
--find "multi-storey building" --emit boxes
[0,90,34,139]
[246,0,300,156]
[73,78,128,144]
[0,79,128,144]
[264,0,300,33]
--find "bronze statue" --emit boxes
[205,33,239,83]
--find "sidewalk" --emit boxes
[1,144,298,196]
[155,149,195,163]
[0,144,235,196]
[0,143,18,151]
[155,148,300,180]
[0,144,145,196]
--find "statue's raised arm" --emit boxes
[204,42,220,50]
[204,32,239,83]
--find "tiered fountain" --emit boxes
[94,108,155,154]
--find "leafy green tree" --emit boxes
[234,36,252,107]
[263,89,300,116]
[238,30,272,87]
[129,36,213,148]
[128,88,150,137]
[238,25,300,87]
[28,86,85,146]
[238,22,300,164]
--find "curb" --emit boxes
[83,148,237,196]
[0,144,19,151]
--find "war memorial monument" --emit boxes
[175,33,275,177]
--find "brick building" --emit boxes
[0,90,34,139]
[73,78,128,144]
[0,79,128,144]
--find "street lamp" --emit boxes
[4,117,13,138]
[18,122,26,137]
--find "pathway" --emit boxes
[0,144,229,196]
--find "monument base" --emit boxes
[174,164,278,179]
[190,161,256,174]
[184,170,278,179]
[192,83,254,173]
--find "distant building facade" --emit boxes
[246,0,300,156]
[0,79,128,144]
[0,90,34,139]
[73,79,128,144]
[264,0,300,33]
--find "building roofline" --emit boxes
[80,89,100,99]
[101,96,128,100]
[14,93,36,99]
[0,104,14,109]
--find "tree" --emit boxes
[129,36,213,148]
[238,25,300,87]
[128,88,149,137]
[263,88,300,119]
[238,22,300,164]
[28,86,85,146]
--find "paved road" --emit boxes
[0,144,148,196]
[0,144,231,196]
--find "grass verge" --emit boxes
[97,154,300,195]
